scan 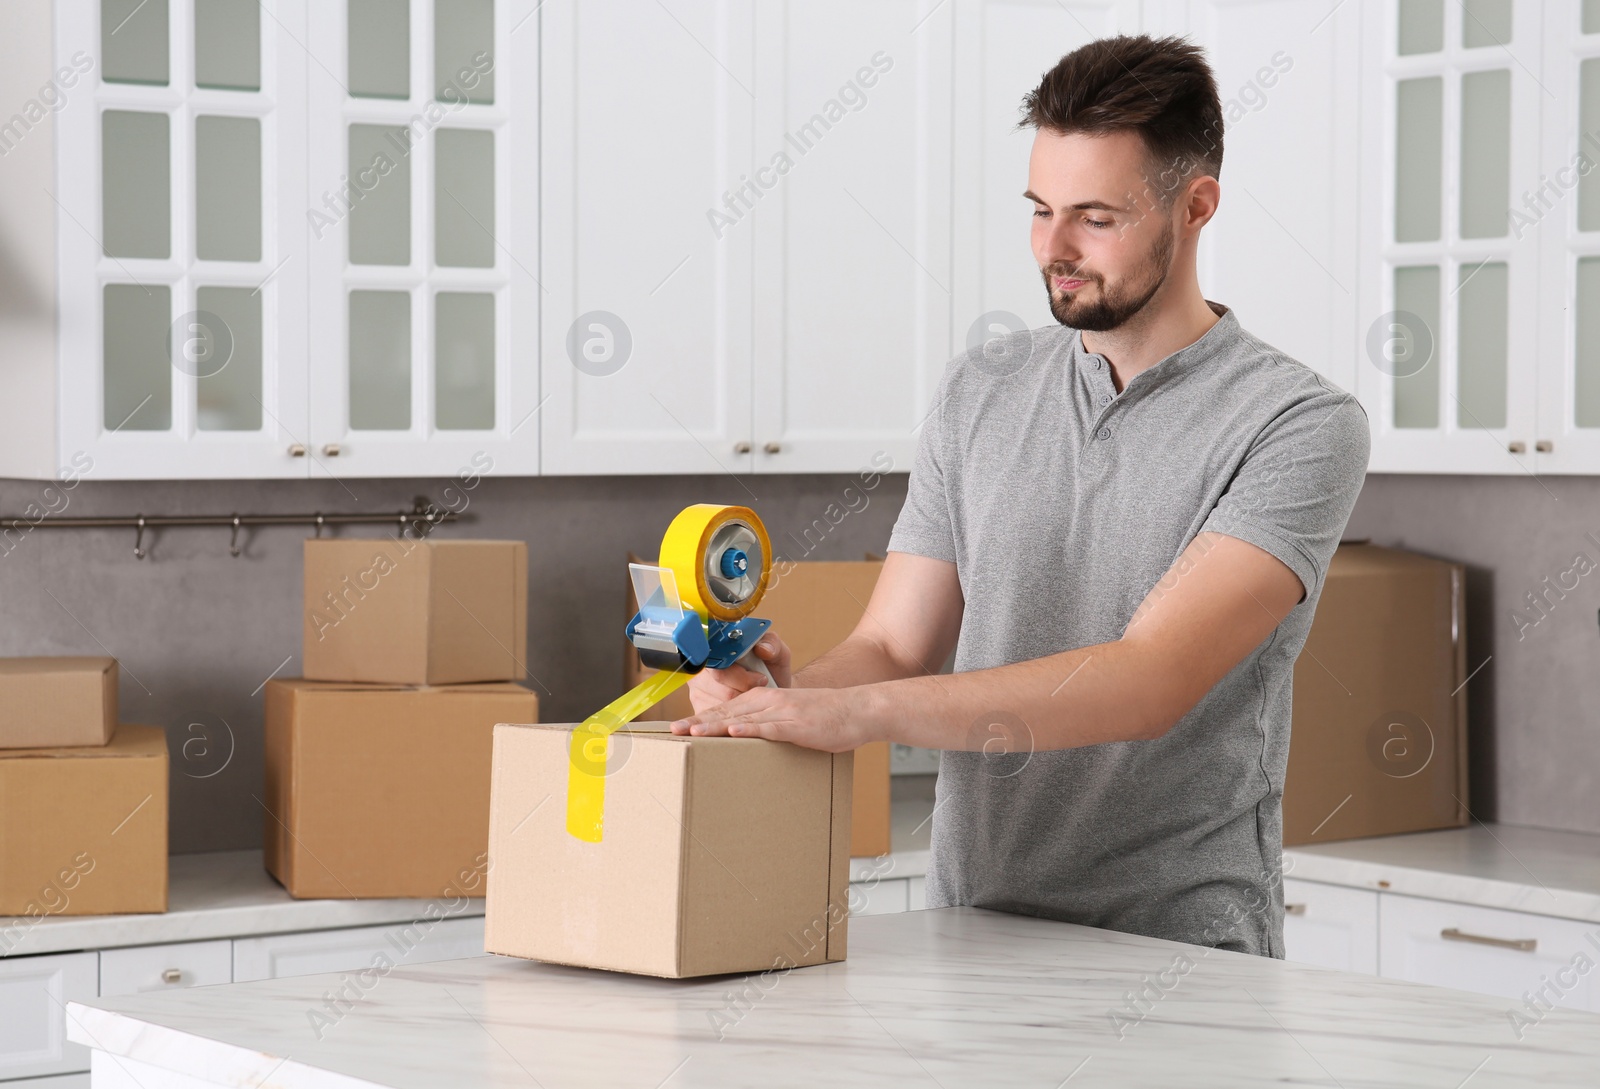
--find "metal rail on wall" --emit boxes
[0,498,465,560]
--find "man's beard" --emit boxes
[1042,218,1176,332]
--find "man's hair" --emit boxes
[1019,34,1223,207]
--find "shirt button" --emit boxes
[1090,359,1102,371]
[1097,426,1112,440]
[1099,394,1112,406]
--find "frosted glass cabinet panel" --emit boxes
[307,0,539,476]
[1358,0,1538,473]
[54,0,310,478]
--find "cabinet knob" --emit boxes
[1507,441,1526,454]
[1284,903,1306,916]
[161,968,182,984]
[288,444,306,457]
[733,441,751,454]
[322,444,342,457]
[763,441,781,455]
[1536,440,1553,453]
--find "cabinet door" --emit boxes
[539,0,756,475]
[1379,893,1600,1012]
[1535,3,1600,472]
[306,0,541,478]
[0,951,96,1081]
[748,0,952,475]
[849,877,910,915]
[1149,0,1359,394]
[1357,0,1541,473]
[231,916,486,982]
[951,0,1143,339]
[56,0,311,480]
[1280,878,1378,974]
[98,939,232,996]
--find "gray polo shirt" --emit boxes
[886,300,1369,957]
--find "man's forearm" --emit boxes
[793,634,927,690]
[857,639,1178,752]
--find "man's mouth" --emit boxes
[1055,277,1088,291]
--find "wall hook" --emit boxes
[133,515,146,560]
[229,515,243,558]
[313,513,325,539]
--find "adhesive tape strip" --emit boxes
[565,668,692,843]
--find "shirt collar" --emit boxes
[1074,300,1236,389]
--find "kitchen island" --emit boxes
[66,906,1600,1088]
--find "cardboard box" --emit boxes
[486,721,851,978]
[263,678,538,898]
[0,724,167,917]
[303,538,528,685]
[0,657,117,748]
[1283,543,1469,845]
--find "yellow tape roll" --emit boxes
[658,503,772,622]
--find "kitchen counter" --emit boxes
[67,905,1600,1088]
[1284,823,1600,923]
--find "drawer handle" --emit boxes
[1440,927,1536,953]
[161,968,183,984]
[1284,903,1306,916]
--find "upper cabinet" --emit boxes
[1358,0,1541,474]
[306,0,541,478]
[540,0,954,477]
[537,0,756,477]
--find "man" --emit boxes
[670,34,1369,958]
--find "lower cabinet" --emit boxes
[1377,893,1600,1013]
[0,952,96,1082]
[98,940,232,997]
[232,916,487,983]
[1281,878,1380,974]
[849,878,910,917]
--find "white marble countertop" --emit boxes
[68,905,1600,1088]
[1284,823,1600,922]
[0,850,485,958]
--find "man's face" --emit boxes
[1026,128,1178,332]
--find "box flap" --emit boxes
[0,656,115,678]
[0,723,165,760]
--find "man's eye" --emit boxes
[1033,208,1051,218]
[1086,218,1112,229]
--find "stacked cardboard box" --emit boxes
[262,538,538,899]
[624,555,892,856]
[0,658,168,916]
[1283,542,1470,845]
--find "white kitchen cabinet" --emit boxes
[907,875,926,910]
[1378,892,1600,1012]
[1534,3,1600,472]
[98,939,231,996]
[538,0,756,476]
[2,0,310,481]
[951,0,1141,339]
[1280,877,1379,974]
[748,0,952,475]
[230,916,486,982]
[304,0,541,478]
[6,1076,90,1089]
[0,951,96,1081]
[1356,0,1542,474]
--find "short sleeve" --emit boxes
[1200,388,1370,601]
[886,367,959,563]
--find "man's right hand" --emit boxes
[686,633,793,713]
